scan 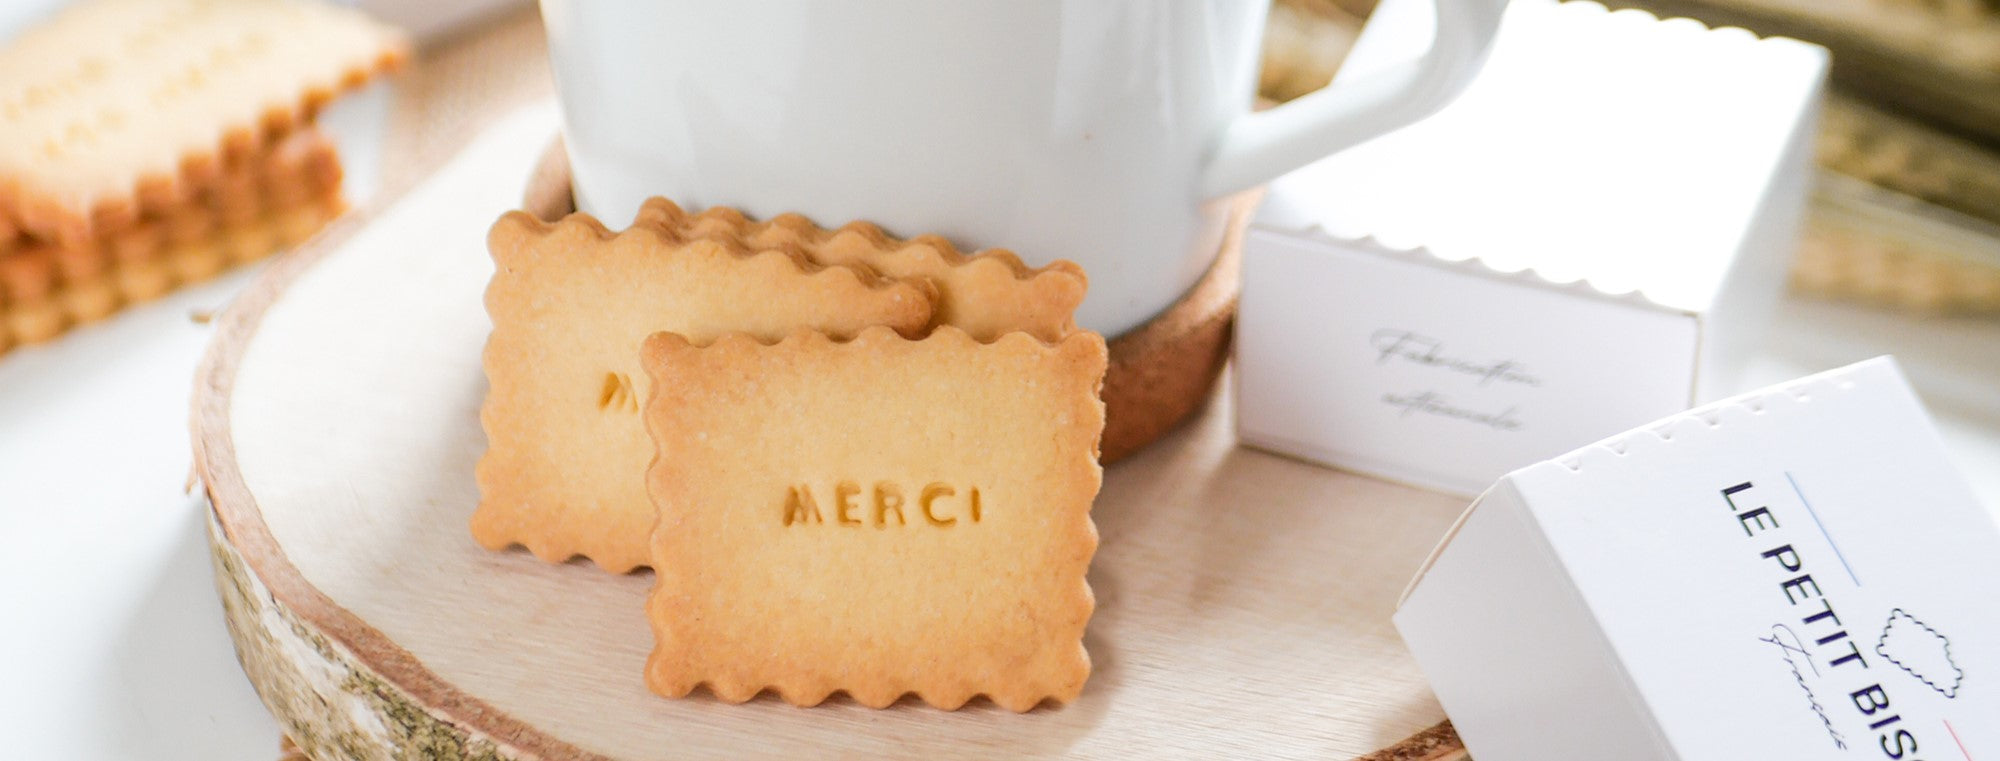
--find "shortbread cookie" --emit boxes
[641,326,1106,711]
[474,212,938,574]
[0,129,343,352]
[638,198,1086,342]
[0,0,405,244]
[2,195,343,345]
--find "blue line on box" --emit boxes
[1786,471,1861,588]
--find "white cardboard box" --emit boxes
[1237,0,1829,495]
[1395,357,1998,760]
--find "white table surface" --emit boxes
[3,7,1998,761]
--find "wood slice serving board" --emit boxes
[192,106,1472,760]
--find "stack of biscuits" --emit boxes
[0,0,407,354]
[476,199,1107,711]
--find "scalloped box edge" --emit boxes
[1395,356,2000,759]
[1236,0,1828,496]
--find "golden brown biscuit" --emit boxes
[0,129,345,353]
[637,198,1087,342]
[473,212,939,574]
[0,193,342,345]
[0,0,404,245]
[641,325,1106,711]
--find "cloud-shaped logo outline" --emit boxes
[1875,608,1964,699]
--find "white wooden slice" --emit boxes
[192,106,1471,761]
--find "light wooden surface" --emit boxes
[193,106,1471,760]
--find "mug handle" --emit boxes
[1199,0,1509,199]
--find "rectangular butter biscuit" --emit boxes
[474,212,938,573]
[638,198,1086,343]
[0,0,405,244]
[0,128,342,351]
[641,325,1105,711]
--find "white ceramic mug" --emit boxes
[541,0,1506,336]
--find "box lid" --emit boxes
[1396,357,1999,759]
[1257,0,1827,314]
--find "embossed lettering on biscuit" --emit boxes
[472,210,938,574]
[640,326,1107,711]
